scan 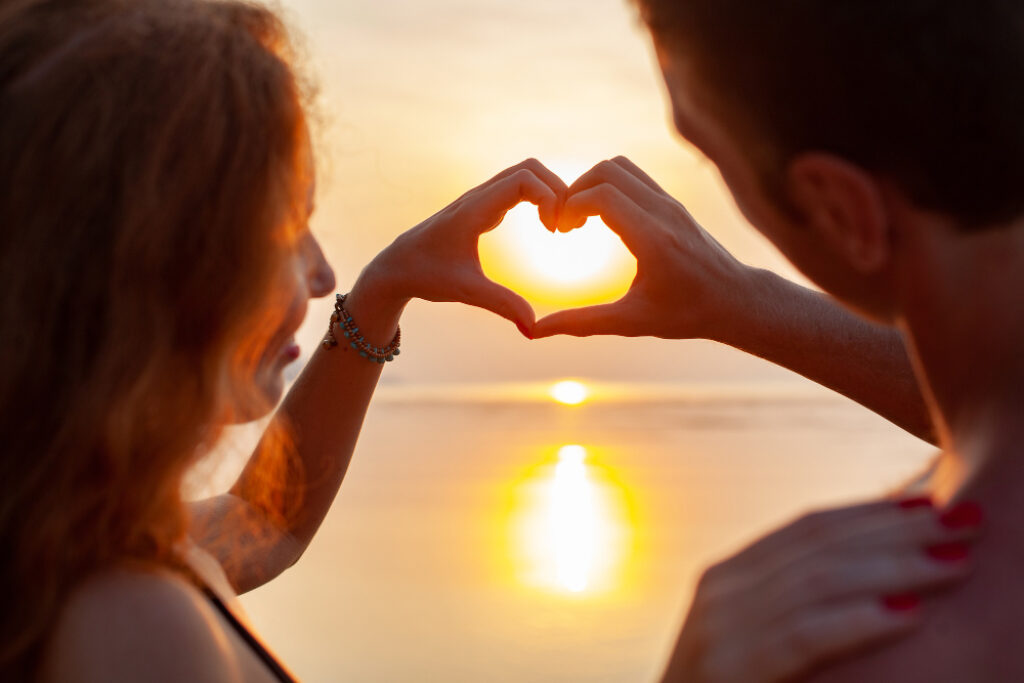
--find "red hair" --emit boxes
[0,0,308,676]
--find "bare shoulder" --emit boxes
[807,575,1015,683]
[41,567,241,683]
[804,629,948,683]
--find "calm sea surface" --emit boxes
[188,382,934,682]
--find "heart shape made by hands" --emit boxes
[479,202,637,315]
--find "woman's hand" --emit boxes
[662,498,982,683]
[353,158,567,333]
[532,156,753,341]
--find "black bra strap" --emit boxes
[201,587,299,683]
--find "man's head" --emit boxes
[637,0,1024,319]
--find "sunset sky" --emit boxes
[283,0,813,387]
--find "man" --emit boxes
[535,1,1024,680]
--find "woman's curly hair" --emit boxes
[0,0,308,676]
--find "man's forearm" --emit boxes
[716,268,935,443]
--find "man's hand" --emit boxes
[533,156,751,341]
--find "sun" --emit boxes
[478,161,636,311]
[549,380,589,406]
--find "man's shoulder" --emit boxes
[805,629,947,683]
[41,566,240,682]
[806,589,1010,683]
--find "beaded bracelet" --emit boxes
[322,293,401,363]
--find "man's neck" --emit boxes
[896,216,1024,503]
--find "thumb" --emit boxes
[462,278,537,330]
[532,302,628,338]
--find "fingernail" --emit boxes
[940,501,985,529]
[516,320,533,340]
[897,496,934,510]
[882,593,920,611]
[926,542,971,562]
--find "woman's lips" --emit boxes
[282,340,301,362]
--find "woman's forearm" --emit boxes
[716,268,935,443]
[202,271,405,592]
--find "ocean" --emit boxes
[189,382,935,682]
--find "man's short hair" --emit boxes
[639,0,1024,228]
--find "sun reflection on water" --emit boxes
[550,446,597,592]
[508,444,633,596]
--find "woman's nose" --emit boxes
[305,235,336,298]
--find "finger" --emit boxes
[760,598,920,682]
[459,276,536,328]
[482,159,568,230]
[609,155,671,196]
[742,502,980,615]
[782,502,982,568]
[487,158,569,197]
[566,159,667,219]
[816,506,982,556]
[558,184,651,255]
[731,500,907,568]
[736,497,981,570]
[532,301,631,338]
[465,168,561,234]
[766,548,972,618]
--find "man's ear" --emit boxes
[785,153,891,272]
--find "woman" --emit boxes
[0,1,980,681]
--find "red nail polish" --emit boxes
[926,542,971,562]
[940,501,984,529]
[516,321,533,340]
[882,593,920,611]
[897,496,934,510]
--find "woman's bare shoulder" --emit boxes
[41,567,241,683]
